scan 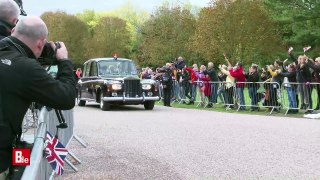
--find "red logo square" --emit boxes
[12,149,30,166]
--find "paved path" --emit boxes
[59,104,320,179]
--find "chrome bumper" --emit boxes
[102,96,160,102]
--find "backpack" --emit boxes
[161,73,171,88]
[162,73,169,82]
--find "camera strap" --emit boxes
[54,109,68,139]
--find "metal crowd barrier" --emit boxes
[216,81,235,110]
[282,82,320,115]
[182,81,282,114]
[21,108,48,180]
[157,79,320,115]
[21,107,86,180]
[234,82,282,114]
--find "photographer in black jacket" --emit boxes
[0,16,77,177]
[207,62,218,107]
[0,0,20,40]
[160,63,173,107]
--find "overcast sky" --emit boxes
[23,0,210,16]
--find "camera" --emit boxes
[13,0,27,16]
[158,67,167,73]
[171,58,178,64]
[38,42,61,66]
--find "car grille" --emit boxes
[124,79,142,97]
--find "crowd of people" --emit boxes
[140,50,320,114]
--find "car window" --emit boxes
[98,60,137,76]
[90,61,98,76]
[46,65,58,78]
[84,62,91,77]
[46,65,58,73]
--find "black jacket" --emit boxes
[160,67,173,87]
[289,53,313,83]
[308,61,320,72]
[245,71,260,88]
[279,71,297,88]
[176,60,186,70]
[207,68,218,82]
[0,20,13,40]
[0,36,77,172]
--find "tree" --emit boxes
[41,11,90,67]
[192,0,284,66]
[138,2,197,67]
[76,10,100,37]
[264,0,320,57]
[86,16,132,58]
[98,2,150,60]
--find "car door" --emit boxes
[79,61,91,99]
[89,61,99,101]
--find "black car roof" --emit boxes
[84,58,133,64]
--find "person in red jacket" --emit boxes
[223,56,246,110]
[185,64,199,104]
[229,62,246,110]
[200,71,212,104]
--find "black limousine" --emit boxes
[77,57,160,110]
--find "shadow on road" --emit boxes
[77,103,160,112]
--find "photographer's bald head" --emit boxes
[0,0,20,26]
[11,16,48,58]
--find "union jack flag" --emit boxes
[45,131,69,175]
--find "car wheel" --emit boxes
[144,101,155,110]
[100,94,110,111]
[77,92,86,106]
[78,100,86,106]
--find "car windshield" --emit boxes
[98,60,137,76]
[46,65,58,73]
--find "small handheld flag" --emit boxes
[45,131,68,175]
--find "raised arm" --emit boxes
[219,68,230,76]
[223,53,232,69]
[288,47,298,65]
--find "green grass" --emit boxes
[167,102,304,118]
[157,87,320,118]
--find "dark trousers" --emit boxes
[316,84,320,109]
[210,83,218,103]
[225,87,234,105]
[163,87,171,106]
[248,87,258,108]
[184,83,192,100]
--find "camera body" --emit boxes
[158,66,170,73]
[38,42,61,66]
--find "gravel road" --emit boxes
[58,103,320,179]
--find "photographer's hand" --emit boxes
[50,41,69,60]
[288,47,293,55]
[303,46,311,55]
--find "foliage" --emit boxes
[39,0,320,68]
[41,11,90,67]
[192,0,284,67]
[76,10,101,36]
[264,0,320,58]
[85,16,132,59]
[138,2,197,67]
[97,2,150,60]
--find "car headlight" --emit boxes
[111,84,122,90]
[142,84,152,90]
